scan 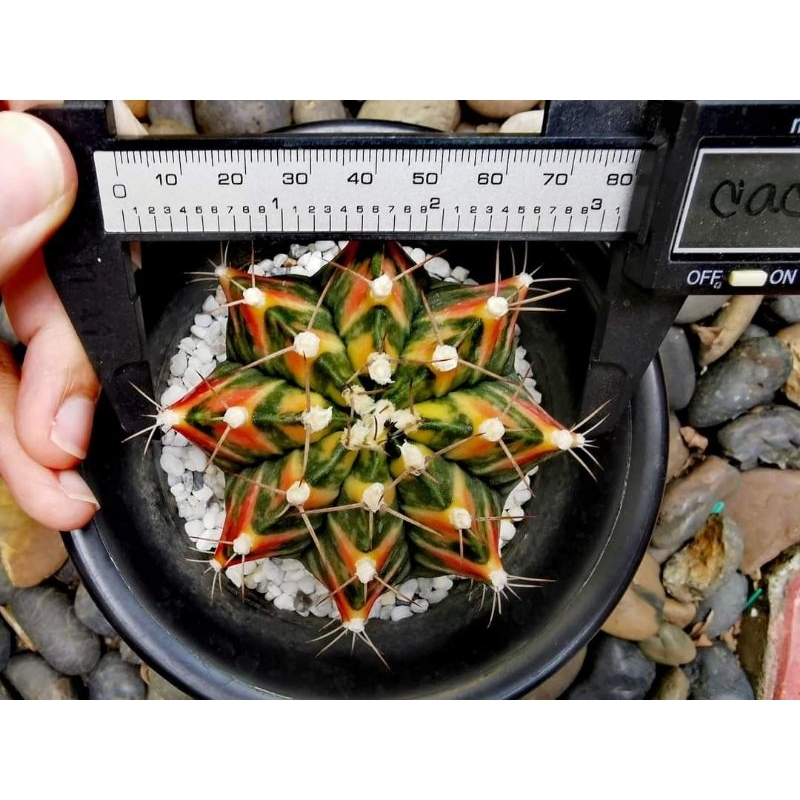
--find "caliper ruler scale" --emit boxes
[33,100,800,437]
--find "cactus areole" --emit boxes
[158,241,591,659]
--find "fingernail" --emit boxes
[50,396,95,459]
[0,112,67,229]
[58,470,100,508]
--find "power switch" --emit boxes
[728,269,768,288]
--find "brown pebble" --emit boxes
[667,411,690,480]
[775,323,800,405]
[601,553,665,641]
[652,666,691,699]
[146,119,196,136]
[725,468,800,575]
[639,622,697,666]
[522,648,586,699]
[358,100,460,132]
[663,597,697,629]
[0,478,67,587]
[124,100,148,119]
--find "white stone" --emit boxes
[500,109,544,134]
[411,598,429,613]
[184,446,208,472]
[160,384,187,408]
[178,337,196,354]
[390,605,414,622]
[298,575,318,594]
[183,369,203,390]
[185,519,205,539]
[170,352,188,377]
[499,519,517,543]
[194,313,213,327]
[313,240,336,252]
[290,244,309,259]
[160,452,184,476]
[274,593,296,611]
[451,266,470,282]
[424,256,451,279]
[194,342,213,363]
[202,295,219,313]
[432,576,454,591]
[507,505,524,522]
[393,579,416,599]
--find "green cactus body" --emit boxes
[162,241,588,647]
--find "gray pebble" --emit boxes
[696,571,748,638]
[566,635,656,699]
[194,100,292,135]
[675,295,731,324]
[688,643,754,699]
[10,587,101,676]
[145,668,192,700]
[741,323,769,341]
[0,559,16,603]
[638,622,697,666]
[89,652,147,700]
[659,326,696,411]
[651,456,741,555]
[293,100,347,125]
[118,639,143,666]
[687,337,793,428]
[718,405,800,470]
[53,557,80,588]
[147,100,196,131]
[4,653,77,700]
[74,583,117,637]
[0,619,11,671]
[770,295,800,324]
[0,679,11,700]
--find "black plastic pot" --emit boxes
[65,237,667,699]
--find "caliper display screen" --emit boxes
[674,148,800,254]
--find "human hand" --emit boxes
[0,102,101,530]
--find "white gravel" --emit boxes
[158,240,541,622]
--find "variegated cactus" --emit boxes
[156,241,592,657]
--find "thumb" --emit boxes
[0,111,77,280]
